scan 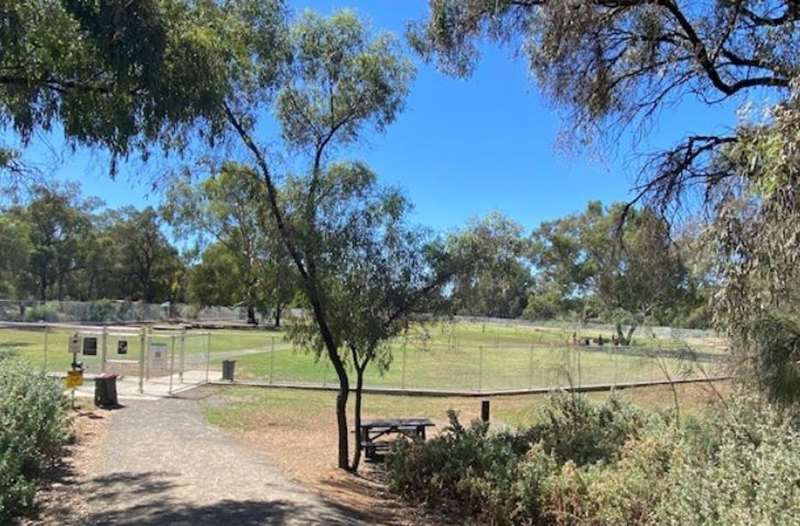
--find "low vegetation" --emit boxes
[386,391,800,526]
[0,359,71,522]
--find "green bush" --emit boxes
[529,392,648,466]
[387,389,800,526]
[84,300,117,323]
[654,394,800,525]
[0,360,70,521]
[386,393,654,525]
[387,410,525,521]
[22,303,61,323]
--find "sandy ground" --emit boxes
[19,400,114,525]
[22,388,368,525]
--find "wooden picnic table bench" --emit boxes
[360,418,435,461]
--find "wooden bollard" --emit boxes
[481,399,490,423]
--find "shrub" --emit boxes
[22,303,61,323]
[654,393,800,525]
[386,393,655,525]
[387,410,525,521]
[0,360,70,521]
[529,392,649,466]
[84,300,117,323]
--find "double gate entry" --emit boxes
[74,326,211,396]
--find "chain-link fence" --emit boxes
[0,321,213,396]
[206,321,727,393]
[0,320,727,395]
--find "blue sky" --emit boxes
[19,0,737,234]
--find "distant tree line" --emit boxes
[0,183,182,304]
[0,181,712,333]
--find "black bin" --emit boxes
[94,373,119,408]
[222,360,236,381]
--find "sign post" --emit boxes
[67,333,84,409]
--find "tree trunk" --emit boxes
[351,362,367,472]
[333,362,350,469]
[224,105,351,470]
[625,325,636,346]
[247,305,257,325]
[274,305,281,328]
[615,323,636,346]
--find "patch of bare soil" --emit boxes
[18,400,115,526]
[235,416,453,525]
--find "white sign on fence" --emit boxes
[68,333,81,354]
[150,342,168,370]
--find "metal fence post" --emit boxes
[168,335,175,395]
[101,326,108,373]
[401,340,407,390]
[145,328,151,380]
[478,345,484,393]
[138,328,145,394]
[205,332,211,384]
[269,336,275,385]
[42,324,49,373]
[179,327,186,384]
[529,344,534,389]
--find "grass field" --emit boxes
[0,321,725,391]
[206,381,729,431]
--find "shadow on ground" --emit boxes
[80,471,355,525]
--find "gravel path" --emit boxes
[80,389,362,525]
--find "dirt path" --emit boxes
[79,389,363,525]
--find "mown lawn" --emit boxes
[205,381,729,433]
[0,321,723,390]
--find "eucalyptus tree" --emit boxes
[446,212,532,319]
[410,0,795,211]
[222,10,415,469]
[0,0,243,186]
[532,202,690,342]
[285,164,452,471]
[412,0,800,395]
[13,184,97,301]
[164,163,295,325]
[108,207,182,303]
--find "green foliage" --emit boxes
[163,162,295,323]
[531,392,648,466]
[736,313,800,407]
[83,299,117,323]
[654,393,800,525]
[0,0,269,170]
[531,201,698,332]
[387,410,527,521]
[388,389,800,525]
[22,303,61,323]
[387,393,652,524]
[447,212,532,318]
[0,360,70,521]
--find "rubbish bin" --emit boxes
[222,360,236,381]
[94,373,119,408]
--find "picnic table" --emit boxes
[360,418,435,461]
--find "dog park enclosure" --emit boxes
[0,318,726,395]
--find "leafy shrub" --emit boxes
[0,360,70,521]
[388,388,800,526]
[386,393,654,525]
[654,393,800,525]
[529,392,648,466]
[84,300,117,323]
[22,303,61,323]
[387,410,525,521]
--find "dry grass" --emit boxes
[204,381,728,525]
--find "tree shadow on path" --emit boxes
[82,470,355,525]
